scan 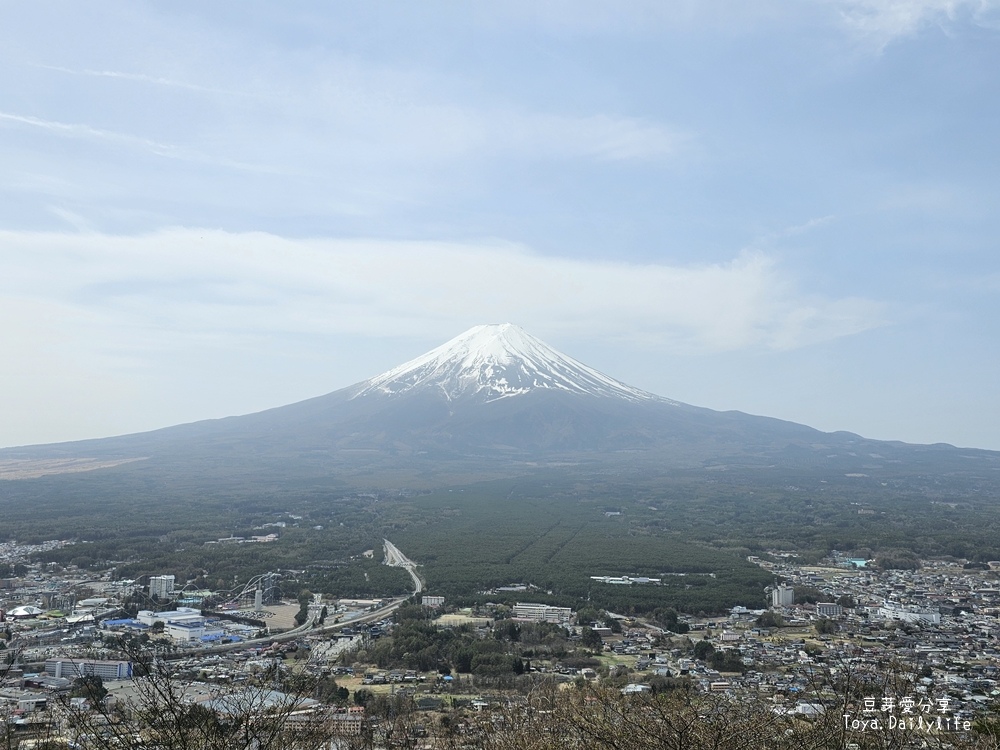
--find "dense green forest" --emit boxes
[3,461,1000,614]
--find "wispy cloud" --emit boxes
[0,111,276,173]
[28,54,686,166]
[516,113,685,162]
[444,110,686,164]
[459,0,812,35]
[33,64,250,97]
[0,228,885,358]
[0,111,182,155]
[748,216,838,249]
[46,206,94,232]
[830,0,1000,46]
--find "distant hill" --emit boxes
[2,323,998,483]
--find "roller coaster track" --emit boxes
[163,540,421,659]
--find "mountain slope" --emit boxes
[2,324,998,482]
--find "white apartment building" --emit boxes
[45,659,133,680]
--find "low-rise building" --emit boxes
[512,602,573,624]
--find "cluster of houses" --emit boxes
[660,555,1000,721]
[7,534,1000,740]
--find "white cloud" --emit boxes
[830,0,1000,45]
[1,228,884,361]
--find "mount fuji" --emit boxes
[352,323,662,404]
[2,324,997,481]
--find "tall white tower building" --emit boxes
[149,575,175,600]
[771,584,794,608]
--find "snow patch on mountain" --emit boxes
[352,323,674,404]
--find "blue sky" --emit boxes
[1,1,999,449]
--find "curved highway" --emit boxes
[382,538,423,594]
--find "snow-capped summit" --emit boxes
[353,323,668,404]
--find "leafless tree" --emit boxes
[9,636,1000,750]
[56,638,341,750]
